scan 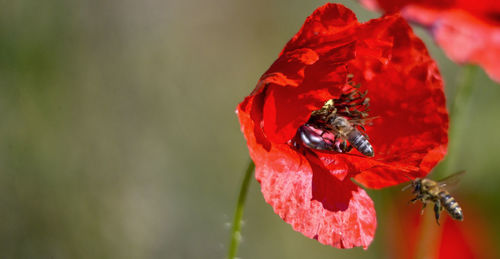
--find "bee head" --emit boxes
[402,177,420,192]
[412,179,423,193]
[330,116,350,132]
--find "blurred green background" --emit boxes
[1,0,499,258]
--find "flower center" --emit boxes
[294,76,374,157]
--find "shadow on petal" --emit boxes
[309,154,356,212]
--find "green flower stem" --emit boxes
[433,65,478,179]
[227,160,255,259]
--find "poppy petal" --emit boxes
[361,0,500,82]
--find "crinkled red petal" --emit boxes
[361,0,500,82]
[237,3,448,248]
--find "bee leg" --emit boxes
[420,202,427,215]
[340,140,349,153]
[333,135,342,153]
[409,194,423,204]
[358,127,370,139]
[362,97,370,106]
[433,201,441,226]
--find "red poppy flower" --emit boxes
[237,3,448,249]
[361,0,500,82]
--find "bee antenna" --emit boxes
[400,173,414,191]
[401,184,413,192]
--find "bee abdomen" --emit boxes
[348,131,374,157]
[439,191,464,221]
[297,125,334,151]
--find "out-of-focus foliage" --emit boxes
[0,0,499,258]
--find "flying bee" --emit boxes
[403,171,465,225]
[297,99,375,157]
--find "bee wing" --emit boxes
[437,170,466,189]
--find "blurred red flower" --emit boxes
[237,3,448,248]
[385,194,496,259]
[361,0,500,82]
